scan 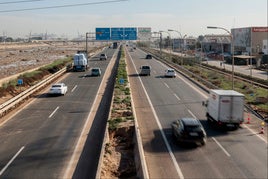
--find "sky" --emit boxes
[0,0,267,39]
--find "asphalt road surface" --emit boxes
[0,47,117,178]
[126,46,267,179]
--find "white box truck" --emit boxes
[204,89,245,128]
[73,53,88,72]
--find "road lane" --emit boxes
[128,46,267,179]
[0,47,116,178]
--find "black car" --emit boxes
[171,118,207,146]
[145,54,152,59]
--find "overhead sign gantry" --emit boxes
[95,27,143,41]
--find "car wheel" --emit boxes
[201,139,206,145]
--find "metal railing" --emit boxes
[0,68,66,117]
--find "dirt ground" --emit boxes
[0,41,101,85]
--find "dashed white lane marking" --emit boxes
[174,93,180,101]
[71,85,77,92]
[212,137,231,157]
[49,106,59,118]
[164,82,170,88]
[0,146,25,176]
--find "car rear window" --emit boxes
[142,66,150,69]
[52,85,62,88]
[185,125,202,132]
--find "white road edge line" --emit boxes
[242,124,267,143]
[71,85,77,93]
[129,55,184,179]
[64,48,119,178]
[49,106,59,118]
[0,146,25,176]
[212,137,231,157]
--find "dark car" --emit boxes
[91,67,101,76]
[171,118,206,146]
[145,54,152,59]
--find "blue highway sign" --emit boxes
[96,28,110,40]
[96,27,138,41]
[124,27,137,40]
[111,28,124,40]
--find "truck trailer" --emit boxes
[73,53,88,72]
[203,89,245,128]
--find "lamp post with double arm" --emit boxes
[160,30,172,61]
[207,26,234,90]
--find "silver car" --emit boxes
[164,68,176,78]
[139,65,151,76]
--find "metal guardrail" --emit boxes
[0,47,105,118]
[0,68,66,117]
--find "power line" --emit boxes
[0,0,45,5]
[0,0,129,13]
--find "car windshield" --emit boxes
[92,69,99,72]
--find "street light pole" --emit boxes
[168,29,182,54]
[160,30,172,61]
[152,32,162,55]
[168,29,187,56]
[86,32,89,57]
[207,26,234,90]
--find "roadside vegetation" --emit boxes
[0,57,72,98]
[101,46,136,178]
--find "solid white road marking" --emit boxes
[49,106,59,118]
[71,85,77,92]
[129,54,184,179]
[0,146,25,176]
[212,137,231,157]
[242,124,267,143]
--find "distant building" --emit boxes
[201,35,231,54]
[232,27,268,55]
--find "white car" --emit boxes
[49,83,68,95]
[165,68,176,78]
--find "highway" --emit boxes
[0,45,267,179]
[0,47,117,178]
[126,46,268,179]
